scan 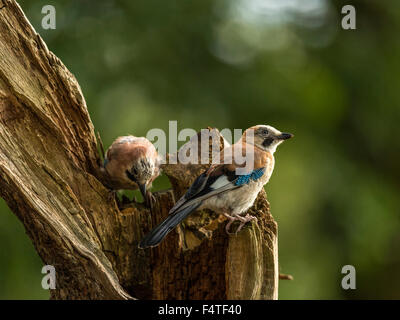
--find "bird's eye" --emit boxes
[262,129,268,135]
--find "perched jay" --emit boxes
[139,124,293,248]
[102,136,161,208]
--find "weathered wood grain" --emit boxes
[0,0,278,300]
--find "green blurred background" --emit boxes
[1,0,399,299]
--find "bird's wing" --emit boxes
[170,164,266,214]
[139,159,267,249]
[139,165,243,248]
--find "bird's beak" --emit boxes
[139,183,147,201]
[277,132,294,140]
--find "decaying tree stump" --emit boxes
[0,0,278,299]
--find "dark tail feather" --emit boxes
[138,202,202,249]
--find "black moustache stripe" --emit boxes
[262,138,274,147]
[126,170,136,182]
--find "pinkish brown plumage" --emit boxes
[102,136,161,207]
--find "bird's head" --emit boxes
[126,156,156,199]
[243,124,293,154]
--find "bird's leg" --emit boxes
[235,214,257,234]
[223,213,241,234]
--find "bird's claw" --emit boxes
[224,213,239,234]
[235,214,257,234]
[224,213,257,235]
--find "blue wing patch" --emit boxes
[103,158,109,168]
[251,167,265,180]
[235,174,251,186]
[234,168,265,186]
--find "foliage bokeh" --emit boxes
[0,0,399,299]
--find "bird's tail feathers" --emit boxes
[138,201,202,249]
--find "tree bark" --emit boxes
[0,0,278,300]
